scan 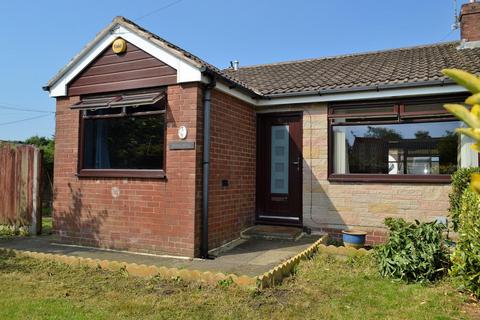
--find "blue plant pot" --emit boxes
[342,230,367,249]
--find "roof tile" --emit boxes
[221,42,480,95]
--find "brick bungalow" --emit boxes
[44,3,480,257]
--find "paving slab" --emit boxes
[241,225,303,241]
[0,234,321,277]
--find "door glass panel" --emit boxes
[271,125,289,194]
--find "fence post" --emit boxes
[29,148,42,235]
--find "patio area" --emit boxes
[0,233,322,277]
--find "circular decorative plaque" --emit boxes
[112,38,127,54]
[178,126,188,140]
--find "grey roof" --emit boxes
[222,41,480,96]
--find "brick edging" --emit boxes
[317,244,372,257]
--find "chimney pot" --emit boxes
[230,60,239,71]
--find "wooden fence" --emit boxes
[0,143,42,234]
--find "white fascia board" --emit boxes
[255,84,467,107]
[49,31,117,97]
[216,83,467,108]
[119,26,202,84]
[49,25,202,97]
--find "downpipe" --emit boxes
[201,79,215,259]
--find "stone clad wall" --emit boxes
[301,103,452,243]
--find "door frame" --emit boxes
[256,111,303,227]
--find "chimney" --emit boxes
[460,0,480,42]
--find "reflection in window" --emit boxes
[332,121,461,175]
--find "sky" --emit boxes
[0,0,466,141]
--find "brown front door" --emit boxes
[256,113,303,226]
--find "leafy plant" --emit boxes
[24,136,54,183]
[326,237,343,247]
[450,189,480,298]
[443,69,480,299]
[442,69,480,193]
[217,277,234,288]
[0,224,29,238]
[449,167,480,231]
[375,218,449,283]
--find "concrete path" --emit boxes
[0,235,321,277]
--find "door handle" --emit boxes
[292,156,302,170]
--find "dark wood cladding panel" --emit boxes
[68,41,177,95]
[71,66,176,87]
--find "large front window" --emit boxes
[332,121,460,175]
[329,96,476,182]
[83,111,164,170]
[74,89,166,178]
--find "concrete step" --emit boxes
[240,225,304,241]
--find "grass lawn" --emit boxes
[0,250,477,319]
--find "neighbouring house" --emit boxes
[44,2,480,257]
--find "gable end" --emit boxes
[68,40,177,95]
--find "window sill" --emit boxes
[77,169,166,179]
[328,174,451,184]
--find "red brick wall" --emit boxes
[461,2,480,42]
[53,83,203,257]
[208,89,256,249]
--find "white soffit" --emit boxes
[48,25,203,97]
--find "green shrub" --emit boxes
[450,189,480,298]
[0,224,29,238]
[449,167,480,231]
[375,218,449,283]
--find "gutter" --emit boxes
[200,75,216,259]
[200,66,261,100]
[261,78,457,99]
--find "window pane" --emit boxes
[85,108,123,117]
[126,101,164,114]
[83,114,164,170]
[332,121,461,175]
[403,103,446,114]
[332,106,394,115]
[271,125,289,194]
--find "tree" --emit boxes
[414,130,431,139]
[24,136,54,213]
[24,136,54,177]
[364,126,403,141]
